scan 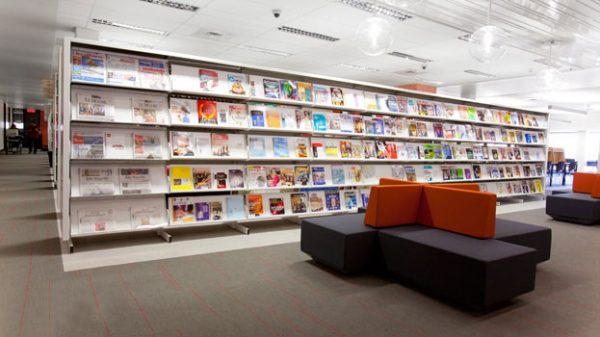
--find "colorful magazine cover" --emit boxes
[294,165,310,186]
[72,49,106,83]
[172,198,195,224]
[192,167,211,190]
[138,58,168,90]
[280,80,297,100]
[312,111,328,131]
[199,69,219,91]
[272,137,289,158]
[263,78,280,98]
[198,100,218,124]
[330,87,344,106]
[325,190,341,211]
[269,197,285,215]
[309,191,325,212]
[291,193,308,214]
[296,109,313,130]
[228,73,246,95]
[194,202,210,221]
[297,82,313,102]
[250,108,265,127]
[170,98,198,125]
[331,165,346,185]
[229,169,245,189]
[313,84,331,105]
[266,109,282,128]
[106,54,137,86]
[211,133,230,157]
[248,194,264,216]
[213,170,228,189]
[311,166,327,185]
[248,136,266,157]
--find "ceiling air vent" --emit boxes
[340,0,411,21]
[91,18,169,36]
[464,69,496,78]
[387,51,433,63]
[277,26,340,42]
[139,0,199,12]
[394,69,427,76]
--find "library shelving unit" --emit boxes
[58,38,549,250]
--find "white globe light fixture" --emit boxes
[536,40,562,90]
[356,16,394,56]
[468,0,507,64]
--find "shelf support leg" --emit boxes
[156,229,172,243]
[228,222,250,235]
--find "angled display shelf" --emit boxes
[57,38,549,245]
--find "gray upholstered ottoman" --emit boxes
[546,192,600,225]
[495,219,552,263]
[301,213,378,273]
[379,228,537,310]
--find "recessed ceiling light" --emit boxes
[139,0,199,12]
[337,63,380,72]
[277,26,340,42]
[548,105,587,115]
[387,51,432,63]
[99,38,154,50]
[340,0,411,20]
[464,69,496,78]
[238,45,292,57]
[92,18,169,36]
[457,34,472,42]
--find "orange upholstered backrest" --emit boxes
[572,172,600,194]
[592,177,600,198]
[364,185,423,228]
[418,183,481,226]
[422,185,496,239]
[379,178,421,186]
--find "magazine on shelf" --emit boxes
[226,195,245,220]
[263,78,281,99]
[280,107,298,129]
[194,201,210,222]
[311,165,330,186]
[308,191,325,212]
[250,107,266,128]
[199,69,219,92]
[223,103,248,127]
[227,73,247,95]
[132,97,167,124]
[119,168,152,195]
[269,196,286,215]
[170,98,199,125]
[331,165,346,185]
[106,54,137,86]
[312,110,328,132]
[247,194,264,216]
[297,82,313,102]
[296,109,313,130]
[133,133,162,159]
[198,100,218,124]
[295,138,310,158]
[324,139,340,158]
[72,131,105,159]
[211,133,230,157]
[247,165,267,189]
[266,108,282,128]
[313,84,331,105]
[248,136,267,158]
[209,200,224,221]
[78,208,114,233]
[280,80,297,100]
[339,140,352,159]
[79,168,116,196]
[375,141,387,159]
[138,58,168,90]
[294,165,311,186]
[104,131,130,159]
[325,190,341,211]
[272,137,290,158]
[72,49,106,83]
[130,205,165,229]
[192,167,212,190]
[311,141,325,159]
[171,197,195,224]
[77,93,115,121]
[291,193,308,214]
[340,114,354,133]
[229,168,245,189]
[212,168,229,189]
[328,113,341,132]
[265,166,283,188]
[363,141,376,159]
[343,190,359,210]
[343,89,364,109]
[171,131,199,157]
[170,166,193,191]
[281,166,296,187]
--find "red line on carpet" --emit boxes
[87,275,111,337]
[47,279,53,337]
[188,286,222,319]
[159,264,181,290]
[17,247,33,337]
[118,272,156,336]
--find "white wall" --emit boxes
[0,101,4,151]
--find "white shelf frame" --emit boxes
[58,37,549,243]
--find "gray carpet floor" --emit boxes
[1,153,599,337]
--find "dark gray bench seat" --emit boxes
[546,192,600,225]
[495,219,552,263]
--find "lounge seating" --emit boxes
[546,172,600,225]
[301,179,552,310]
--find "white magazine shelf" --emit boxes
[58,39,548,242]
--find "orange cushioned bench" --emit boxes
[546,172,600,225]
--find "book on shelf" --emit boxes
[226,195,245,220]
[72,49,106,83]
[72,131,105,159]
[79,168,116,196]
[106,54,137,86]
[170,98,199,125]
[133,97,167,124]
[133,133,162,159]
[105,131,130,159]
[297,82,313,102]
[291,193,308,214]
[78,208,114,233]
[171,197,196,225]
[77,93,115,121]
[247,194,264,216]
[138,58,168,90]
[130,205,165,228]
[280,80,297,100]
[170,166,193,191]
[119,168,151,195]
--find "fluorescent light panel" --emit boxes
[139,0,199,12]
[340,0,411,20]
[91,18,169,36]
[548,105,587,115]
[387,51,432,63]
[464,69,496,78]
[277,26,340,42]
[238,45,292,57]
[337,63,380,72]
